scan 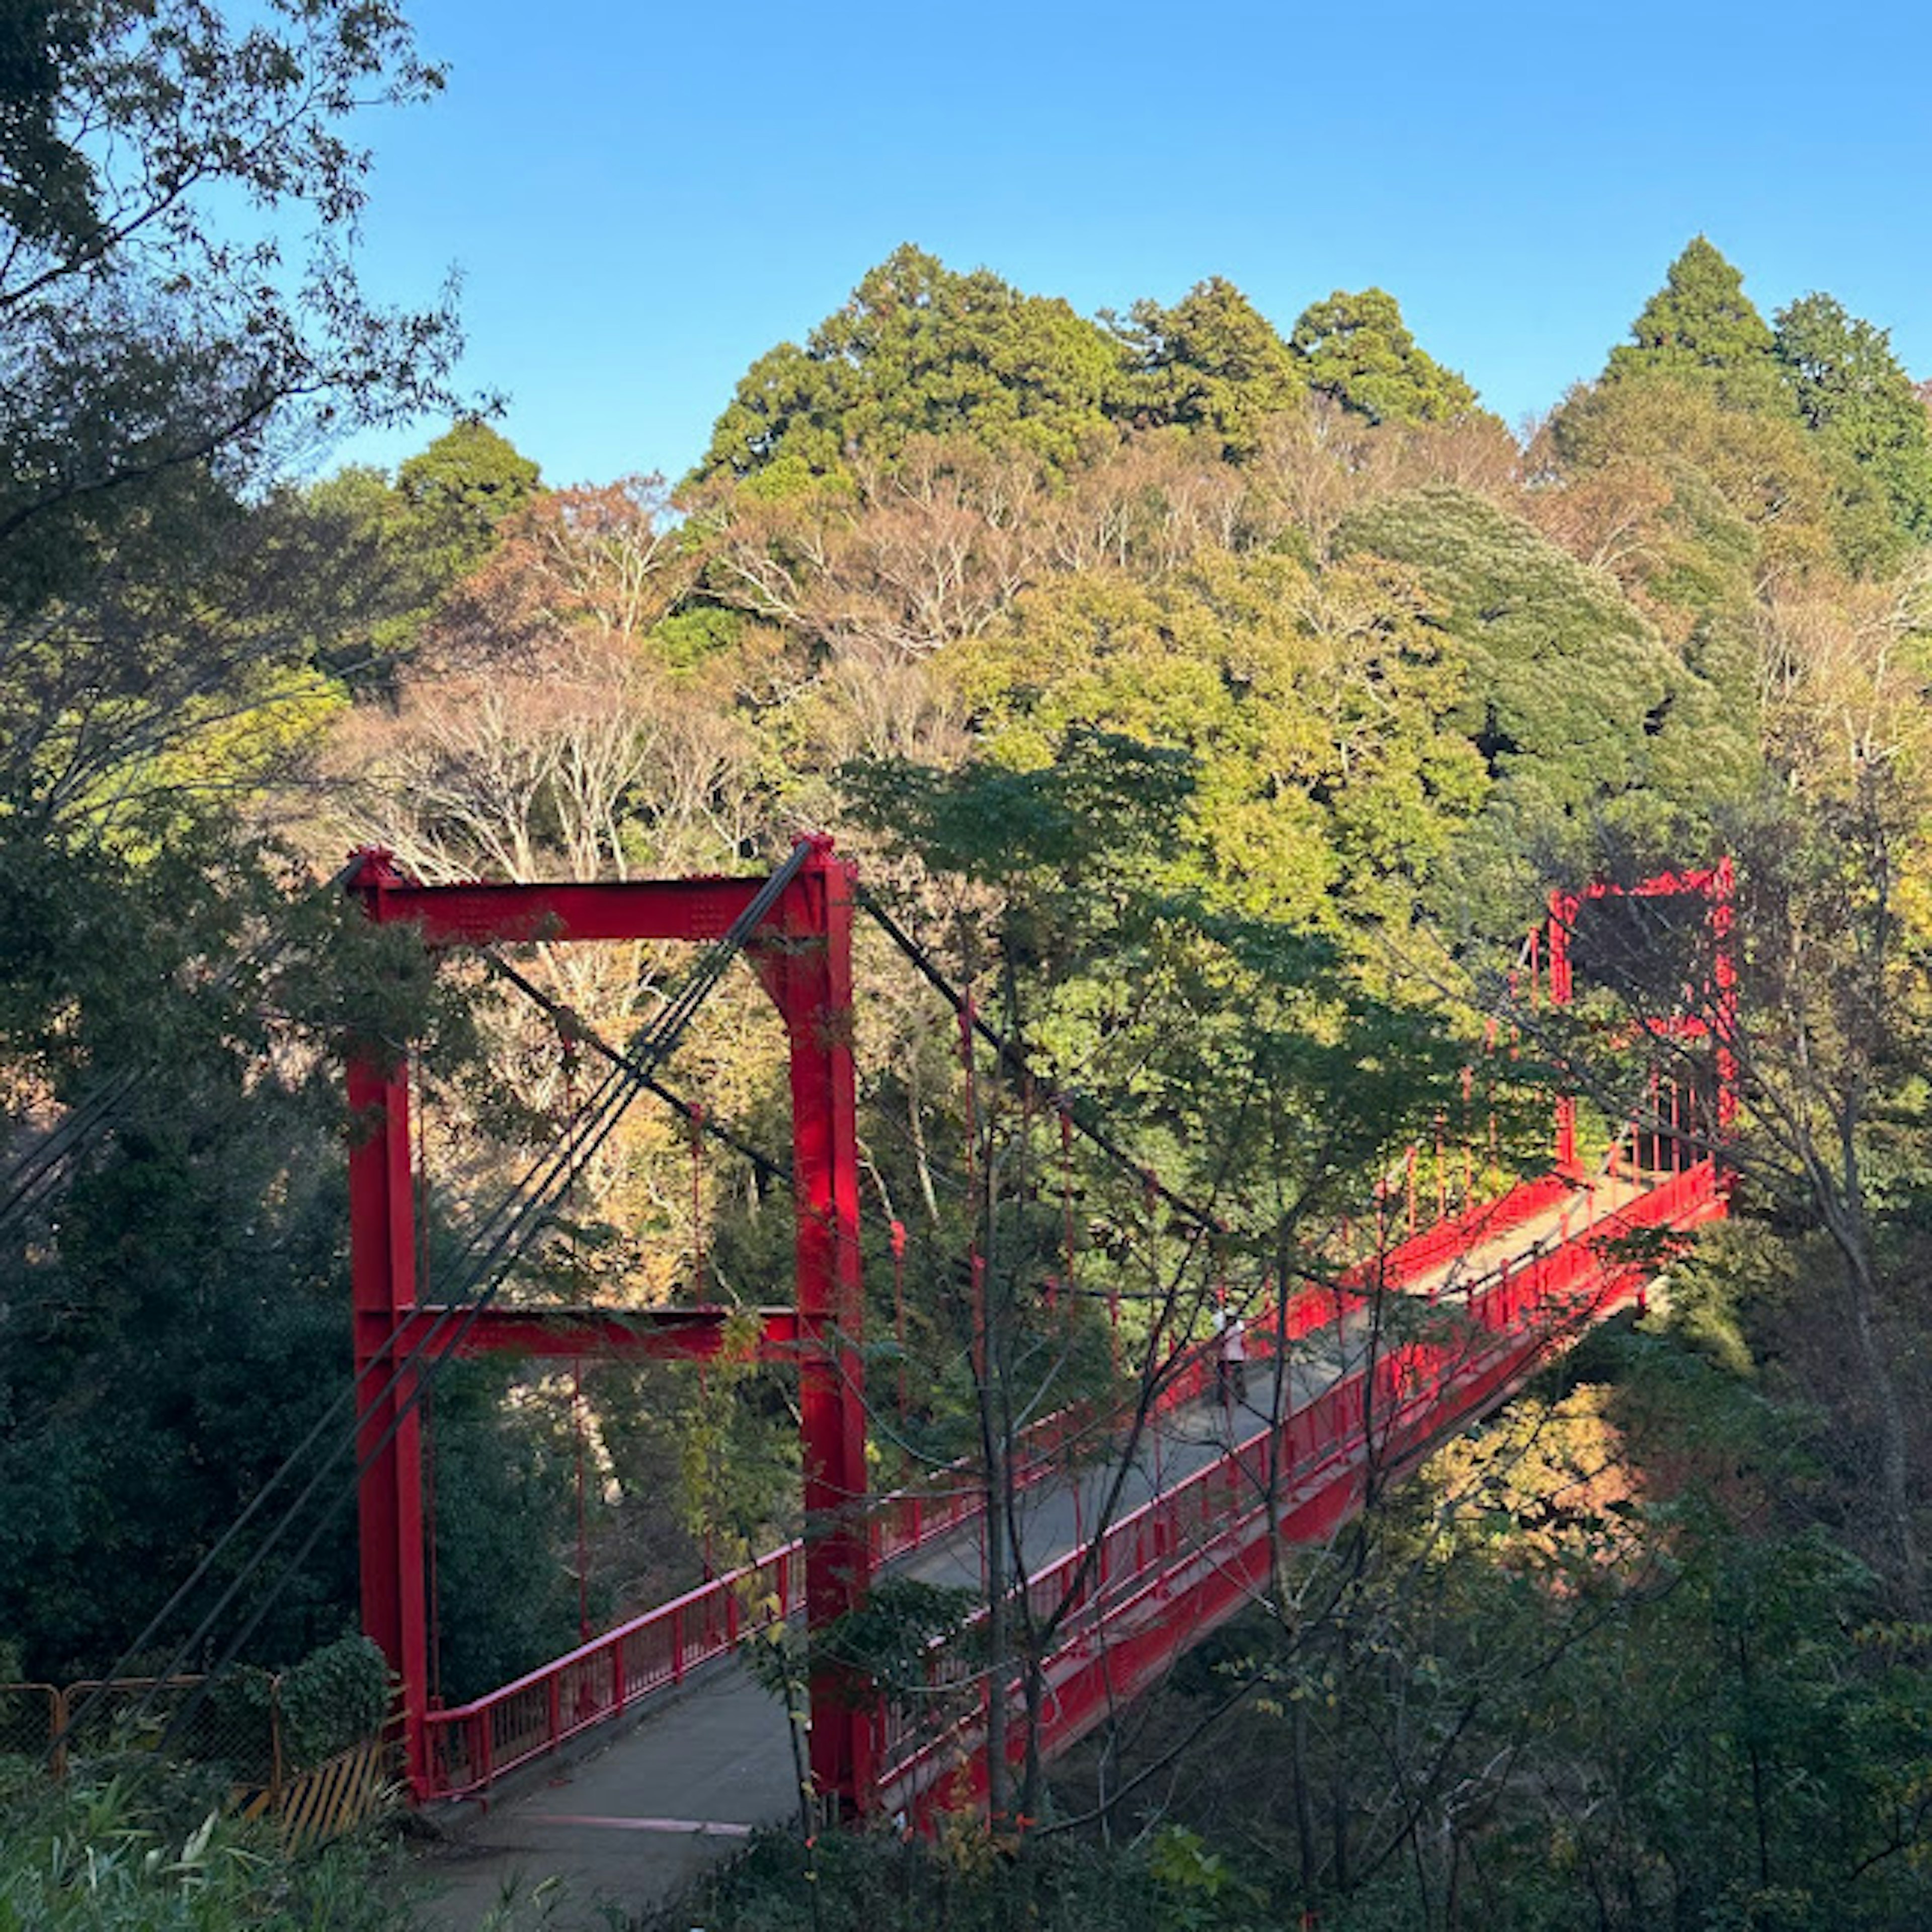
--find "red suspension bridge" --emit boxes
[334,837,1731,1837]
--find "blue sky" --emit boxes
[336,0,1932,489]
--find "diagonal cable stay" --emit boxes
[56,841,815,1764]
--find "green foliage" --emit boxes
[0,0,460,617]
[1548,364,1892,589]
[1570,248,1924,581]
[648,602,745,668]
[272,1635,390,1770]
[672,1319,799,1571]
[651,1825,1261,1932]
[819,1577,979,1713]
[1337,484,1754,918]
[0,1,93,249]
[1605,236,1788,414]
[295,423,543,687]
[0,817,526,1687]
[0,1765,415,1932]
[396,422,542,549]
[1291,287,1483,427]
[696,244,1126,481]
[1146,1823,1267,1929]
[1076,1321,1932,1932]
[1115,277,1305,457]
[846,727,1196,898]
[420,1360,589,1703]
[1776,291,1932,545]
[934,550,1488,935]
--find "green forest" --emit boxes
[6,5,1932,1930]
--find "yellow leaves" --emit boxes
[1426,1383,1643,1578]
[940,539,1484,939]
[84,663,346,853]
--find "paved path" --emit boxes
[411,1174,1646,1927]
[410,1382,1299,1930]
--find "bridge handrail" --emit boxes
[417,1323,1244,1799]
[419,1165,1635,1799]
[877,1159,1722,1809]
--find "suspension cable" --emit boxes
[477,949,793,1190]
[858,888,1227,1238]
[0,857,366,1232]
[60,842,816,1764]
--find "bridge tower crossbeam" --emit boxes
[1545,861,1737,1169]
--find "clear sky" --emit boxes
[334,0,1932,489]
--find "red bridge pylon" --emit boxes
[346,837,876,1810]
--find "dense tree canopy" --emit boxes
[291,420,543,685]
[8,129,1932,1931]
[695,244,1125,484]
[0,0,461,605]
[1603,234,1787,413]
[1775,291,1932,540]
[1291,286,1484,427]
[1113,276,1306,457]
[1337,485,1758,913]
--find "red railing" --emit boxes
[878,1159,1724,1817]
[420,1165,1626,1799]
[425,1540,808,1797]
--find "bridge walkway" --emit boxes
[412,1170,1656,1927]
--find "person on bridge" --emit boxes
[1217,1311,1248,1409]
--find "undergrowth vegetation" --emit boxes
[0,1764,415,1932]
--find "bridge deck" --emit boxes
[412,1170,1663,1927]
[413,1378,1295,1927]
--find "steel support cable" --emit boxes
[0,1070,141,1227]
[129,1064,645,1731]
[478,949,794,1192]
[0,859,367,1234]
[113,847,811,1744]
[492,943,1027,1577]
[54,1048,644,1760]
[851,902,1265,1391]
[856,891,1229,1240]
[119,854,792,1700]
[876,892,1510,1281]
[58,842,814,1765]
[140,840,818,1743]
[138,840,816,1744]
[50,1047,640,1767]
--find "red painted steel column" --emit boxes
[1710,857,1738,1137]
[752,841,876,1815]
[1548,890,1578,1168]
[348,851,429,1795]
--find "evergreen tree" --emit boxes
[695,244,1125,483]
[1605,236,1787,414]
[1337,485,1756,917]
[1775,291,1932,541]
[1114,276,1305,457]
[395,420,543,568]
[1290,287,1482,426]
[289,425,541,690]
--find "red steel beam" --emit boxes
[1548,863,1735,1167]
[346,1054,429,1794]
[746,853,878,1810]
[354,871,776,946]
[388,1305,801,1363]
[347,838,877,1814]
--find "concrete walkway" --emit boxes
[409,1380,1300,1930]
[410,1175,1643,1928]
